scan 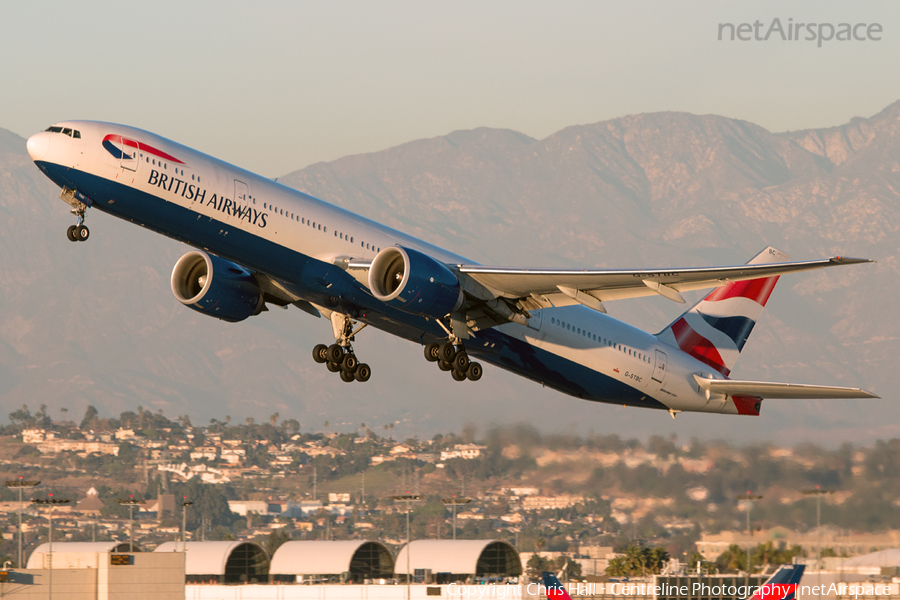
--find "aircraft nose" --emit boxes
[26,132,50,161]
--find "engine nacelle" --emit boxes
[170,251,264,323]
[368,246,464,318]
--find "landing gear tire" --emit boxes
[451,369,467,382]
[424,343,441,362]
[66,225,78,242]
[326,344,344,364]
[438,360,452,372]
[74,225,90,241]
[326,361,341,373]
[342,354,359,374]
[439,341,456,363]
[355,363,372,382]
[466,362,483,381]
[312,344,329,364]
[339,369,355,383]
[453,352,470,372]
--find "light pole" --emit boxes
[5,479,40,568]
[801,487,834,569]
[181,498,193,552]
[736,492,763,587]
[390,494,421,600]
[802,486,833,598]
[32,496,70,599]
[117,496,143,552]
[441,497,471,540]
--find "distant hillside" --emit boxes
[0,102,897,443]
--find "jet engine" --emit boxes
[170,251,264,323]
[368,246,464,318]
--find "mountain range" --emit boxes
[1,102,897,444]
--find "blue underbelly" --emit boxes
[37,162,666,411]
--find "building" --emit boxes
[440,444,486,461]
[26,542,143,569]
[270,540,394,583]
[155,541,269,584]
[72,487,104,516]
[394,539,521,583]
[696,527,900,560]
[521,495,585,510]
[12,545,182,599]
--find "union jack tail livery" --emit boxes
[542,572,573,600]
[657,247,788,376]
[749,563,805,600]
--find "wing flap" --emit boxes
[694,375,879,399]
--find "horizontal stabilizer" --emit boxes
[694,375,879,399]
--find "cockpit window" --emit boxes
[44,126,81,138]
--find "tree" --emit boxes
[526,554,553,580]
[605,544,670,577]
[554,555,582,580]
[715,544,749,573]
[80,405,99,429]
[266,528,291,555]
[687,551,715,574]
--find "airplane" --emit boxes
[542,563,805,599]
[25,122,878,416]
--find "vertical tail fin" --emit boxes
[542,572,573,600]
[656,247,789,376]
[748,564,805,600]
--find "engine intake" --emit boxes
[368,246,464,318]
[171,251,264,323]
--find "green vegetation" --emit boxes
[606,544,670,576]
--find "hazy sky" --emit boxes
[3,1,899,176]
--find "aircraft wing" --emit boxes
[694,375,879,399]
[457,255,872,305]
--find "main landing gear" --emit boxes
[66,206,90,242]
[424,340,483,382]
[312,313,371,383]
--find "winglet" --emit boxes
[829,256,875,265]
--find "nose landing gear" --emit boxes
[61,188,91,242]
[424,340,483,382]
[66,224,90,242]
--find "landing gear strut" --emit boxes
[312,313,371,383]
[424,339,483,382]
[66,207,90,242]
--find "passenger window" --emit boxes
[350,237,353,243]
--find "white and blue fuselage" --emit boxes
[29,121,863,417]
